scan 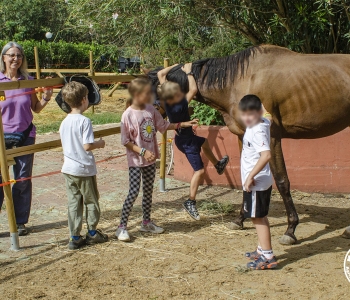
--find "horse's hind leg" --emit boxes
[270,137,299,245]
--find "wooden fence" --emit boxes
[0,47,170,250]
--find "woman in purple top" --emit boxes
[0,42,53,235]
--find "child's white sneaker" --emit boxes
[140,221,164,234]
[115,226,130,242]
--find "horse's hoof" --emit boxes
[341,227,350,239]
[226,222,243,230]
[279,235,297,245]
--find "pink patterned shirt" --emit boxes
[121,104,170,168]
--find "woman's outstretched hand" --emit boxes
[42,76,53,101]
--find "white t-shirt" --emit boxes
[241,118,273,191]
[59,114,97,177]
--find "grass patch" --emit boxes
[33,88,128,134]
[36,111,122,134]
[198,200,234,214]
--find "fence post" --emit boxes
[0,109,19,250]
[159,58,169,192]
[89,51,95,114]
[34,47,41,98]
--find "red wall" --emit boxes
[173,126,350,193]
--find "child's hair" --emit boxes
[157,81,181,101]
[239,94,262,111]
[125,97,133,110]
[62,81,88,108]
[128,78,151,97]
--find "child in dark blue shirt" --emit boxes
[157,63,229,220]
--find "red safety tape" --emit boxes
[0,152,127,187]
[3,85,64,99]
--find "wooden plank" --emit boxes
[0,75,138,91]
[56,71,64,78]
[91,75,136,84]
[28,70,123,76]
[107,82,121,97]
[0,78,65,91]
[6,124,121,159]
[28,69,90,73]
[95,72,118,76]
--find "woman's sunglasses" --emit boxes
[3,54,23,59]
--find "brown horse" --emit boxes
[148,45,350,245]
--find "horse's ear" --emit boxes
[141,67,151,75]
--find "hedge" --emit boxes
[0,40,120,72]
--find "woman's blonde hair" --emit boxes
[157,81,181,101]
[0,42,29,79]
[128,77,151,97]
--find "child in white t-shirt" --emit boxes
[59,81,108,250]
[238,94,277,270]
[116,78,198,242]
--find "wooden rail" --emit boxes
[6,124,121,159]
[0,75,138,91]
[28,69,118,76]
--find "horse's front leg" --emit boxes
[270,137,299,245]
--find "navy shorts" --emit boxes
[243,186,272,218]
[175,135,206,171]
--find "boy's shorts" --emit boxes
[175,135,206,171]
[243,186,272,218]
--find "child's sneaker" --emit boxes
[115,226,130,242]
[140,221,164,234]
[215,155,229,175]
[68,236,86,250]
[247,255,278,270]
[86,229,108,245]
[245,250,261,260]
[183,199,200,220]
[17,224,28,236]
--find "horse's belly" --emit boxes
[280,121,350,139]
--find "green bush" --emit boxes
[190,101,225,126]
[0,40,120,72]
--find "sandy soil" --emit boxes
[0,127,350,299]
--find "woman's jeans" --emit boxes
[0,137,35,225]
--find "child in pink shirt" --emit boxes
[116,78,197,241]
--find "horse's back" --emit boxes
[246,47,350,138]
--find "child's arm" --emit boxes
[84,138,105,151]
[167,119,199,131]
[124,142,156,162]
[244,150,271,192]
[262,104,273,124]
[157,64,179,84]
[181,63,197,103]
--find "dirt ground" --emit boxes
[0,95,350,299]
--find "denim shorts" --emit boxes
[175,134,206,171]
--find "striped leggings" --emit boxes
[120,164,156,227]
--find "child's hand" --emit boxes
[244,176,255,192]
[182,119,199,127]
[181,63,192,74]
[144,150,156,162]
[98,138,105,149]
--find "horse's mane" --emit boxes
[147,46,259,95]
